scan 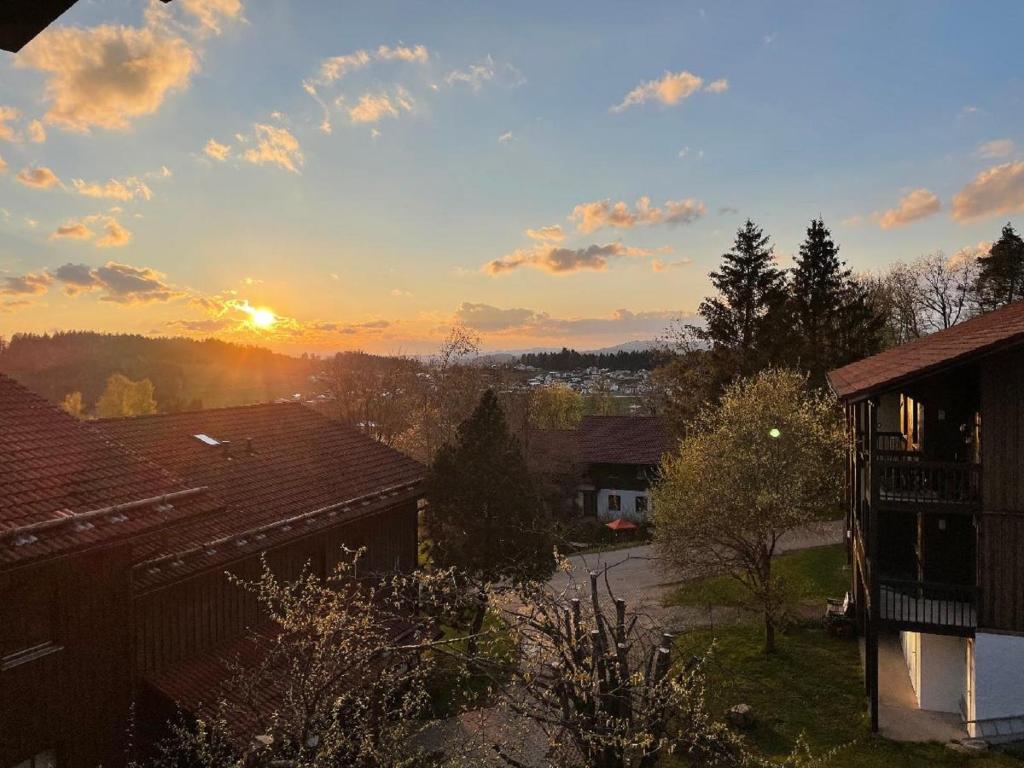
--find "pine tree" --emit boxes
[975,223,1024,310]
[789,218,884,384]
[697,219,789,375]
[425,389,554,583]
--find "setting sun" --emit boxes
[249,308,276,329]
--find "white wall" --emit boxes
[596,488,649,522]
[900,631,967,713]
[973,632,1024,721]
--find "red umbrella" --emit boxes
[605,518,638,531]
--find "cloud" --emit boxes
[376,44,429,64]
[27,120,46,143]
[52,262,100,294]
[651,257,693,272]
[203,138,231,161]
[347,88,414,124]
[16,22,197,132]
[876,188,941,229]
[88,261,178,302]
[0,154,6,173]
[311,319,391,334]
[455,302,538,331]
[0,272,53,296]
[950,241,992,267]
[612,70,719,112]
[486,242,656,275]
[167,318,232,333]
[71,176,153,201]
[704,78,729,93]
[0,106,22,140]
[51,221,95,240]
[242,124,303,172]
[16,166,61,189]
[314,43,428,85]
[951,162,1024,222]
[524,224,565,243]
[96,218,132,247]
[445,55,524,91]
[0,299,32,314]
[316,51,373,83]
[977,139,1016,160]
[390,288,413,297]
[498,131,513,144]
[570,196,705,233]
[178,0,243,35]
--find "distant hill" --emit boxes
[517,346,662,372]
[0,331,316,413]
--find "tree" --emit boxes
[652,369,844,654]
[321,351,420,446]
[60,391,84,418]
[530,384,583,429]
[696,220,789,376]
[975,222,1024,310]
[147,552,460,767]
[788,219,885,384]
[94,374,158,418]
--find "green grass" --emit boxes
[673,623,1022,767]
[665,544,850,610]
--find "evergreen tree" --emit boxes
[975,223,1024,310]
[789,218,884,384]
[697,219,789,375]
[425,389,554,583]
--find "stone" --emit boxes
[726,703,755,729]
[946,738,988,754]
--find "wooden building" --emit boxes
[829,300,1024,740]
[0,374,423,767]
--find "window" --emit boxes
[13,750,56,768]
[635,496,648,515]
[607,494,621,512]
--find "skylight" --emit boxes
[193,433,220,446]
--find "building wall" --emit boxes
[900,631,967,714]
[973,632,1024,722]
[594,488,650,522]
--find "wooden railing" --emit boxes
[875,431,908,452]
[878,578,977,629]
[874,458,981,507]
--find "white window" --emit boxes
[607,494,621,512]
[13,750,56,768]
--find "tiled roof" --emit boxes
[0,374,218,567]
[827,301,1024,401]
[576,415,669,465]
[99,403,424,586]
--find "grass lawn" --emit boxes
[673,623,1023,767]
[664,544,850,610]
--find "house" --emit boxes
[530,416,668,522]
[828,300,1024,740]
[0,374,423,767]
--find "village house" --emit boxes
[829,300,1024,741]
[529,415,668,522]
[0,374,423,767]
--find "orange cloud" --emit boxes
[952,162,1024,222]
[203,138,231,161]
[486,242,657,275]
[347,88,414,124]
[570,196,705,233]
[16,22,196,131]
[51,221,95,240]
[876,188,940,229]
[612,70,717,112]
[71,176,153,201]
[242,124,303,172]
[16,166,61,189]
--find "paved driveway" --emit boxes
[548,518,845,631]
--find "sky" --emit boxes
[1,0,1023,355]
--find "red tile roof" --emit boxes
[0,374,218,567]
[98,403,423,587]
[576,415,669,465]
[827,301,1024,402]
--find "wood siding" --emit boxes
[134,501,418,676]
[979,347,1024,631]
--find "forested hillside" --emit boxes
[0,332,316,413]
[518,347,658,371]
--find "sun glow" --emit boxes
[247,307,276,329]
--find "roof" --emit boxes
[98,403,424,588]
[576,415,669,465]
[0,374,218,567]
[0,0,171,53]
[827,300,1024,402]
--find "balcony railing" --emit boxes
[878,578,977,629]
[875,431,909,452]
[875,458,981,508]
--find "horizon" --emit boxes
[2,1,1024,355]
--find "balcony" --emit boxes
[878,578,976,632]
[874,455,981,511]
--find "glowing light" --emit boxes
[248,307,276,329]
[769,427,782,439]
